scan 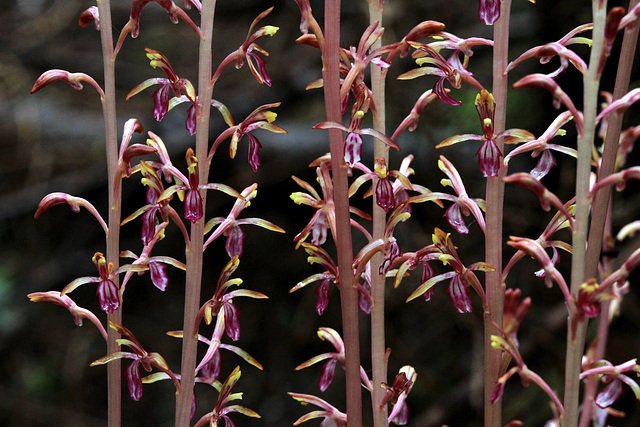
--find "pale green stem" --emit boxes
[484,1,511,426]
[96,1,121,425]
[323,0,362,424]
[579,1,639,425]
[174,2,216,425]
[562,2,607,426]
[367,1,389,426]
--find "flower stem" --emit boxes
[323,0,362,424]
[367,0,389,425]
[96,1,121,425]
[175,2,216,425]
[484,1,511,426]
[578,1,639,425]
[563,2,608,426]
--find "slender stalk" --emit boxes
[175,2,216,425]
[578,2,639,425]
[323,0,362,424]
[562,2,608,426]
[367,1,389,425]
[484,1,511,426]
[96,1,121,425]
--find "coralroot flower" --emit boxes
[348,157,415,213]
[295,328,345,391]
[406,228,491,313]
[209,102,287,170]
[203,183,285,254]
[580,359,640,410]
[91,322,178,401]
[381,366,417,424]
[61,253,148,314]
[199,256,268,342]
[398,41,484,106]
[290,243,338,315]
[289,393,347,427]
[211,8,279,87]
[127,49,197,133]
[437,90,533,177]
[193,367,260,427]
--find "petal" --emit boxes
[225,226,245,259]
[126,360,143,401]
[200,349,222,380]
[97,280,120,314]
[479,0,501,25]
[595,379,623,408]
[375,178,395,212]
[344,132,363,167]
[152,84,171,121]
[319,358,338,391]
[315,278,331,315]
[247,133,262,172]
[224,303,241,341]
[530,150,557,180]
[476,139,503,177]
[445,275,473,313]
[445,203,469,234]
[185,104,197,135]
[149,260,169,291]
[184,189,203,223]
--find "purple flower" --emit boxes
[91,322,179,402]
[438,91,533,177]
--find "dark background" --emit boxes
[1,0,640,425]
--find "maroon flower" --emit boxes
[437,91,533,177]
[60,253,148,314]
[91,322,179,402]
[295,328,345,392]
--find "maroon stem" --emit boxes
[578,1,639,425]
[323,0,362,425]
[484,1,511,426]
[96,1,121,426]
[368,0,389,425]
[175,2,216,425]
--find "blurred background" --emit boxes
[1,0,640,425]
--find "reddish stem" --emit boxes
[323,0,362,424]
